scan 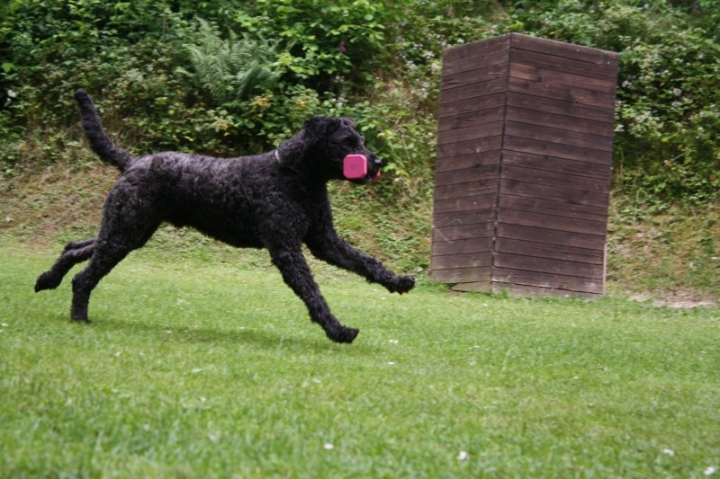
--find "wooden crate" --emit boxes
[430,33,619,297]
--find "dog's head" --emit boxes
[303,116,382,183]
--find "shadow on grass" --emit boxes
[47,311,379,355]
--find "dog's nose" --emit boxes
[373,157,382,167]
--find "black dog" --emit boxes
[35,89,415,343]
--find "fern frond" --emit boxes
[183,20,280,105]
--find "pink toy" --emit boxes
[343,154,381,181]
[343,154,368,180]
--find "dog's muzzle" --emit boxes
[343,154,381,181]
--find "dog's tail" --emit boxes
[75,89,133,171]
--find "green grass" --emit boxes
[1,241,719,478]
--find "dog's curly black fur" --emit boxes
[34,89,415,343]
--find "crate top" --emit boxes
[444,33,619,67]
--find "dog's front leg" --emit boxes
[306,230,415,294]
[267,245,359,344]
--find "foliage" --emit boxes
[384,0,495,69]
[616,29,720,205]
[1,0,196,160]
[1,0,720,205]
[179,19,280,104]
[232,0,395,90]
[494,0,720,205]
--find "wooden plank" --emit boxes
[435,163,499,186]
[433,222,495,242]
[435,150,501,173]
[501,164,610,193]
[502,150,611,180]
[498,194,608,222]
[497,208,606,236]
[507,91,614,123]
[438,106,505,132]
[493,252,604,279]
[505,106,614,139]
[431,251,493,270]
[434,191,497,214]
[504,135,612,165]
[441,57,508,90]
[495,237,604,265]
[439,92,506,120]
[437,120,504,146]
[508,76,615,110]
[492,269,604,294]
[504,121,613,152]
[433,208,495,228]
[434,180,496,201]
[432,236,494,256]
[437,136,503,160]
[496,223,605,250]
[435,182,497,204]
[500,179,609,208]
[509,63,616,94]
[443,49,509,77]
[443,35,510,68]
[491,281,601,298]
[431,266,491,284]
[453,281,492,292]
[509,33,618,69]
[440,77,507,105]
[510,46,617,81]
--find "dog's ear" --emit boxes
[304,116,341,143]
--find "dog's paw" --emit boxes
[386,275,416,294]
[34,272,62,292]
[71,306,91,323]
[326,326,359,344]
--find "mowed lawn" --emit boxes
[1,242,718,478]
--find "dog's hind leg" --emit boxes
[70,216,161,322]
[64,238,97,252]
[268,245,359,344]
[35,239,97,292]
[69,221,160,322]
[69,239,136,322]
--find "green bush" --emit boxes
[615,26,720,204]
[1,0,719,205]
[495,0,720,205]
[180,19,281,104]
[232,0,394,90]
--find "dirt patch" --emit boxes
[1,163,115,240]
[630,291,718,309]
